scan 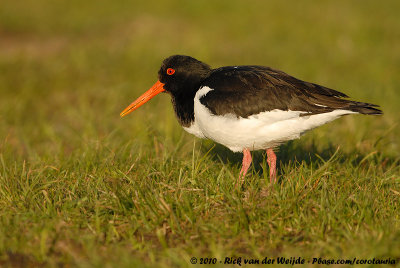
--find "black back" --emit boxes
[199,66,382,117]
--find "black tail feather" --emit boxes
[348,102,383,115]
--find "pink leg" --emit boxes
[266,148,277,183]
[236,148,252,187]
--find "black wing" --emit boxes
[199,66,381,117]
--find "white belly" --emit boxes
[188,86,355,152]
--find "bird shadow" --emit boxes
[199,139,383,177]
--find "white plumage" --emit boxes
[184,86,356,152]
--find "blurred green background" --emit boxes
[0,0,399,267]
[1,0,399,159]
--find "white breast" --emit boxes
[182,122,205,138]
[190,86,355,152]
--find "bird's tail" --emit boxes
[347,101,383,115]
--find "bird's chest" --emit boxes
[169,89,206,138]
[182,120,205,138]
[171,95,195,127]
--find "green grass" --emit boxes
[1,0,399,267]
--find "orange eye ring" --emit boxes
[166,68,175,75]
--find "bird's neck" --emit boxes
[170,87,197,127]
[168,71,212,127]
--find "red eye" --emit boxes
[166,68,175,75]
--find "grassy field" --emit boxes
[1,0,399,267]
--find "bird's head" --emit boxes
[120,55,211,117]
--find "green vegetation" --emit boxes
[0,0,399,266]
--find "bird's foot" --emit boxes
[235,172,245,189]
[236,149,252,189]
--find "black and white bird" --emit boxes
[120,55,382,184]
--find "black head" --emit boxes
[120,55,211,118]
[158,55,212,95]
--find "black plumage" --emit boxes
[157,56,382,127]
[200,65,382,118]
[158,55,211,127]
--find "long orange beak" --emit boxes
[120,80,165,117]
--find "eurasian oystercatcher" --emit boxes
[120,55,382,184]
